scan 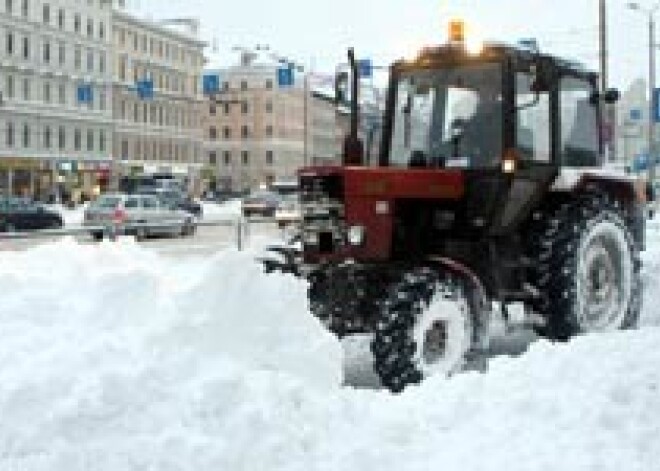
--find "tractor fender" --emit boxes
[551,168,641,203]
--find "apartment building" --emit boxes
[0,0,114,199]
[202,55,341,192]
[111,5,206,192]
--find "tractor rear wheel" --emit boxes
[527,194,642,340]
[371,268,479,393]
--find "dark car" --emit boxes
[0,197,64,232]
[135,188,203,218]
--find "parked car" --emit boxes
[242,191,281,218]
[0,197,63,232]
[83,193,195,241]
[136,188,203,218]
[274,194,302,228]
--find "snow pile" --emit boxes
[642,218,660,326]
[1,233,660,469]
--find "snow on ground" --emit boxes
[0,224,660,469]
[201,199,242,219]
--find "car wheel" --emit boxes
[91,232,104,242]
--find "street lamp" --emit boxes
[628,1,660,181]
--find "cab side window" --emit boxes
[516,72,551,163]
[560,77,599,167]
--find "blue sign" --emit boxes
[630,108,643,121]
[76,84,93,104]
[136,79,154,100]
[203,74,220,95]
[277,66,294,87]
[654,88,660,123]
[358,59,373,78]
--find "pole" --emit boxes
[599,0,608,94]
[650,15,657,181]
[303,73,308,166]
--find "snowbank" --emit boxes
[0,230,659,469]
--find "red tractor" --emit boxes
[265,29,646,393]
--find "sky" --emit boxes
[127,0,653,91]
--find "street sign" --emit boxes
[203,74,220,95]
[136,79,154,100]
[630,108,643,121]
[277,66,294,87]
[76,84,93,104]
[358,59,373,78]
[654,88,660,123]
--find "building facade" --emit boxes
[111,6,206,193]
[0,0,113,200]
[203,55,340,193]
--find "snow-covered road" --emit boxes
[0,220,659,470]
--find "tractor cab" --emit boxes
[381,42,613,173]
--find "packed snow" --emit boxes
[1,222,660,469]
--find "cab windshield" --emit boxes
[388,62,503,169]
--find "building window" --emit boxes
[99,130,106,152]
[242,151,249,165]
[141,35,147,52]
[133,34,139,52]
[86,48,94,72]
[42,3,49,23]
[266,150,274,165]
[6,32,14,55]
[119,57,127,81]
[209,126,217,140]
[22,36,29,59]
[99,52,106,73]
[266,79,273,89]
[74,46,81,69]
[133,103,139,122]
[20,0,27,18]
[99,90,106,111]
[240,80,248,91]
[6,0,12,15]
[43,40,50,64]
[223,126,231,139]
[74,13,81,33]
[74,129,81,151]
[266,125,273,137]
[121,139,128,159]
[22,123,29,148]
[57,8,64,29]
[6,75,14,99]
[241,125,249,139]
[224,103,230,115]
[6,122,14,148]
[224,151,231,165]
[241,102,249,114]
[209,104,216,115]
[266,101,273,113]
[223,81,229,91]
[87,19,93,37]
[58,126,65,149]
[43,82,51,103]
[58,83,65,104]
[87,129,94,151]
[209,151,217,165]
[22,77,30,101]
[43,125,51,149]
[99,22,105,40]
[58,41,65,65]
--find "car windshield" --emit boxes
[389,62,503,169]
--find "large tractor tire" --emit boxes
[370,268,481,393]
[527,194,642,340]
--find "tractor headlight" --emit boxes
[347,225,366,246]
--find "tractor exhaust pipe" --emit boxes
[342,48,364,166]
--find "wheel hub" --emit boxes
[422,320,448,365]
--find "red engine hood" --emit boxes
[298,166,465,200]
